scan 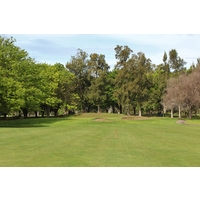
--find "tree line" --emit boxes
[0,36,200,119]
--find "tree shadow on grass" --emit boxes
[0,115,73,128]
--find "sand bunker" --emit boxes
[93,118,111,122]
[176,120,187,124]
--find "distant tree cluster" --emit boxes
[162,62,200,119]
[0,36,75,119]
[0,35,200,119]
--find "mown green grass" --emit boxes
[0,113,200,166]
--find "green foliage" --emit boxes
[0,36,76,117]
[163,51,167,63]
[104,70,119,110]
[87,53,110,112]
[39,62,75,116]
[114,45,133,68]
[0,76,25,114]
[0,36,28,116]
[65,49,90,111]
[146,67,166,112]
[169,49,187,76]
[114,47,153,115]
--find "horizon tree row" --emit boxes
[66,45,192,116]
[1,35,199,119]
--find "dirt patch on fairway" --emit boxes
[176,119,187,124]
[176,119,200,126]
[122,116,151,120]
[93,118,111,122]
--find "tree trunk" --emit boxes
[178,105,181,118]
[81,105,83,113]
[133,107,136,115]
[111,105,114,113]
[3,114,7,120]
[54,109,58,117]
[108,106,113,113]
[35,111,39,118]
[18,110,21,118]
[97,104,100,113]
[171,109,173,118]
[46,106,50,117]
[119,105,122,114]
[163,104,166,114]
[23,108,28,118]
[127,104,130,115]
[138,106,142,117]
[189,107,192,119]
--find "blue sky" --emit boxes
[4,34,200,69]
